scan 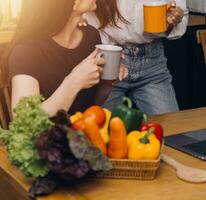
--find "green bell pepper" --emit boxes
[112,97,147,133]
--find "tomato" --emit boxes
[83,105,106,127]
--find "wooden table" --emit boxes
[1,108,206,200]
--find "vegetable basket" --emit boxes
[96,142,164,180]
[92,141,164,180]
[94,157,160,180]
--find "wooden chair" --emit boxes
[0,86,11,129]
[0,44,12,129]
[197,30,206,64]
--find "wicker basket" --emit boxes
[94,157,160,180]
[98,142,164,180]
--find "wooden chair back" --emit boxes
[0,44,12,129]
[0,87,11,128]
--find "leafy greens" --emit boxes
[0,97,113,199]
[0,96,53,177]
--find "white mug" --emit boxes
[96,44,122,80]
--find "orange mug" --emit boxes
[144,1,171,33]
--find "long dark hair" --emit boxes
[0,0,75,86]
[95,0,128,29]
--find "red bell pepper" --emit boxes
[140,123,163,143]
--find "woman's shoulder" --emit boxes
[8,38,56,85]
[10,39,48,57]
[9,39,50,77]
[9,38,53,68]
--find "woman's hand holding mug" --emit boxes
[68,49,105,90]
[166,0,184,32]
[143,0,184,34]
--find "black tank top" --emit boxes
[9,25,101,114]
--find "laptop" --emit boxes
[164,128,206,161]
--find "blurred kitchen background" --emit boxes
[0,0,21,30]
[187,0,206,14]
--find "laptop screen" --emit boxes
[164,128,206,160]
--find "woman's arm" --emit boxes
[11,49,105,116]
[11,75,40,109]
[11,74,80,116]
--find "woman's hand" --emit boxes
[118,53,128,81]
[68,49,105,90]
[78,17,88,27]
[166,1,184,32]
[119,64,128,81]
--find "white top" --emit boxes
[84,0,189,45]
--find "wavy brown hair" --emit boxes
[95,0,129,29]
[0,0,75,86]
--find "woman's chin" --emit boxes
[81,6,96,14]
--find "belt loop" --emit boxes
[135,47,139,55]
[142,43,146,57]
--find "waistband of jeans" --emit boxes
[122,39,161,49]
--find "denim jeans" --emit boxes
[103,40,179,115]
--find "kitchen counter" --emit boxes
[0,107,206,200]
[188,14,206,26]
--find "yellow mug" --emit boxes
[144,1,170,33]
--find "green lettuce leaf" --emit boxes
[0,96,53,177]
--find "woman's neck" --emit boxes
[52,14,84,49]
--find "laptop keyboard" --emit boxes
[182,140,206,158]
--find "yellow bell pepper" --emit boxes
[70,112,83,123]
[127,128,160,160]
[127,130,141,147]
[99,108,111,143]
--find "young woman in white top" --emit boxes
[85,0,188,115]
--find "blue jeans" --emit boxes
[103,40,179,115]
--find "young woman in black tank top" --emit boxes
[1,0,127,116]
